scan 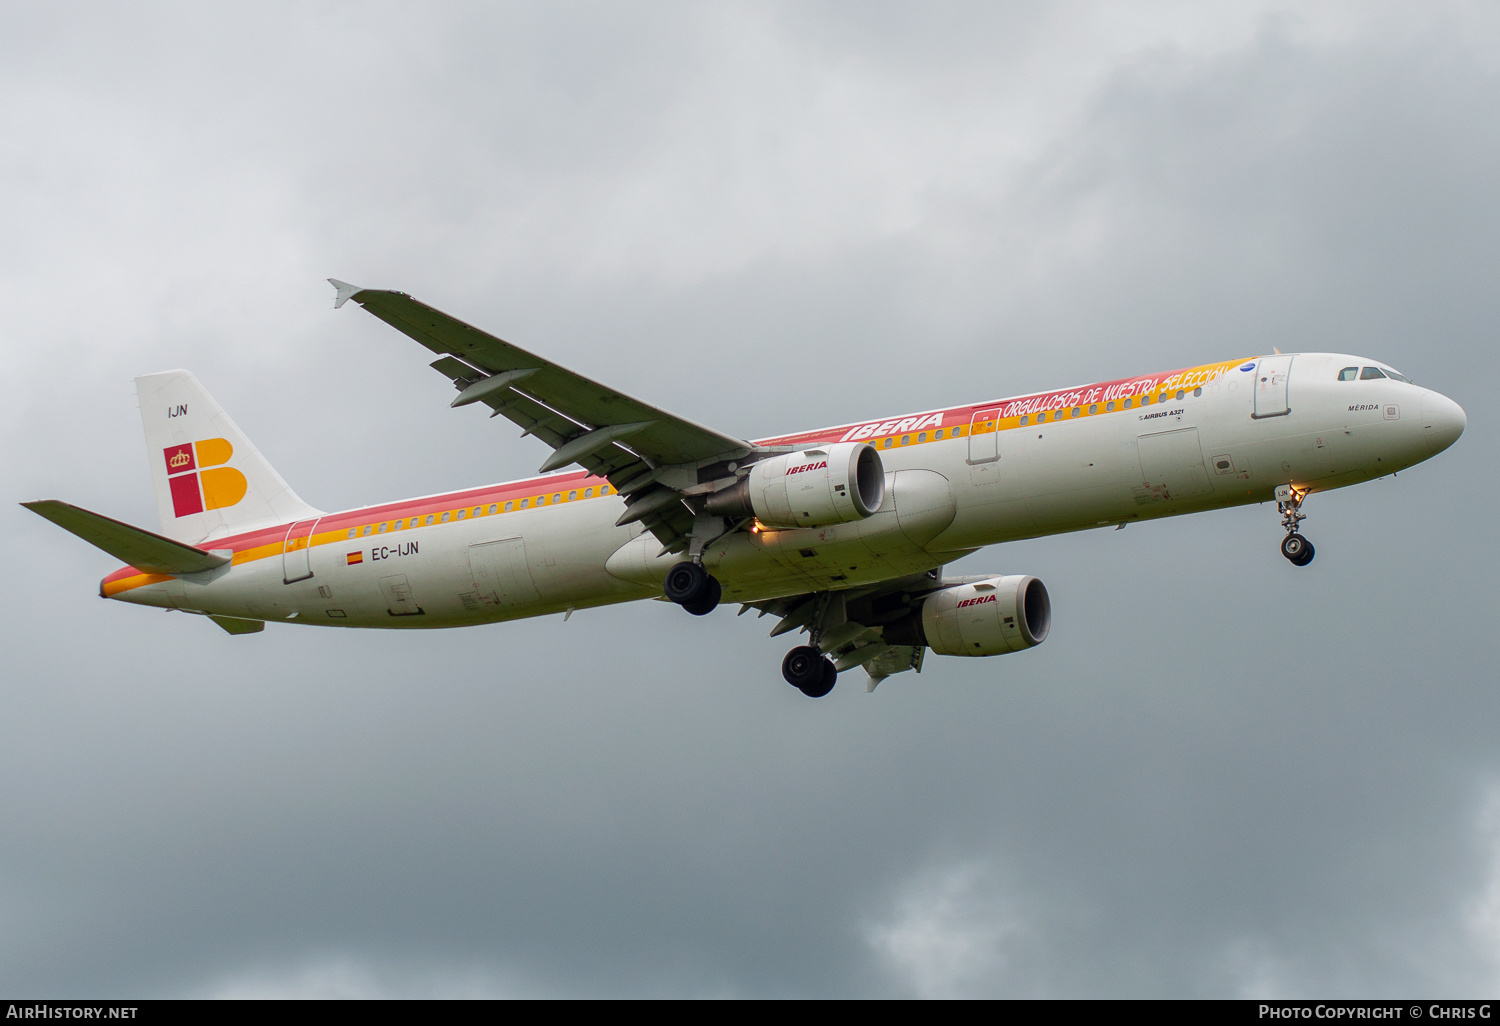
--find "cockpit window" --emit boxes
[1382,367,1411,383]
[1338,367,1358,381]
[1359,366,1386,380]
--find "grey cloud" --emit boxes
[1,1,1496,997]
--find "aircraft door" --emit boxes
[1253,355,1294,418]
[968,407,1005,490]
[967,408,1002,463]
[281,517,320,583]
[468,538,541,608]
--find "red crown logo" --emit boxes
[163,439,246,517]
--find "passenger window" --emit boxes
[601,486,611,495]
[918,432,927,443]
[1338,367,1358,381]
[900,435,910,445]
[347,528,356,539]
[1193,387,1202,397]
[952,426,962,437]
[503,501,514,511]
[1175,389,1185,400]
[1106,401,1115,412]
[1140,395,1150,406]
[1123,398,1132,409]
[1089,404,1097,415]
[934,429,944,439]
[1037,411,1047,423]
[568,491,577,501]
[424,515,434,525]
[583,488,593,498]
[488,504,497,515]
[410,518,419,528]
[1019,416,1029,427]
[441,512,451,522]
[1360,366,1386,380]
[553,494,562,504]
[362,525,372,536]
[519,499,529,509]
[1071,408,1080,418]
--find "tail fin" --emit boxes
[136,370,320,543]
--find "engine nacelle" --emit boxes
[705,442,885,529]
[886,576,1051,657]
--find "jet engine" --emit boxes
[705,442,885,529]
[884,576,1051,657]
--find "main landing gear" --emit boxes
[663,563,838,698]
[782,644,838,699]
[1276,484,1315,567]
[664,560,721,615]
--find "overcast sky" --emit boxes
[3,0,1497,997]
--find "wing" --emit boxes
[333,281,764,552]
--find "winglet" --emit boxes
[328,279,364,310]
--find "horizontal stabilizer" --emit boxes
[21,500,230,576]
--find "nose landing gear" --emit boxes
[663,560,721,615]
[1276,484,1315,566]
[782,644,838,698]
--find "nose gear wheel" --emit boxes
[1280,533,1315,566]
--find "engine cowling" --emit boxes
[705,443,885,529]
[886,576,1051,656]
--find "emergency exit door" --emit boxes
[968,408,1002,462]
[967,408,1003,489]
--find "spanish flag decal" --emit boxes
[346,551,363,565]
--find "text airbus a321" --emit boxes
[24,281,1467,696]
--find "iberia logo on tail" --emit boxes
[163,438,247,517]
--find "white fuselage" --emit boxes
[102,352,1466,627]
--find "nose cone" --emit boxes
[1420,391,1466,455]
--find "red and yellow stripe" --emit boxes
[101,357,1252,596]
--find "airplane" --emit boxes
[23,280,1468,696]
